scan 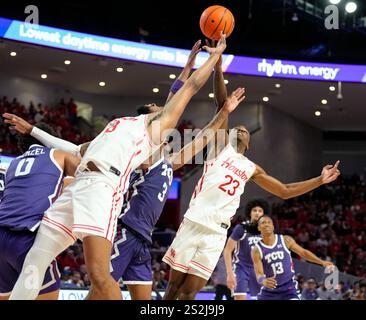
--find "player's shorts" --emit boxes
[42,171,121,243]
[0,226,60,296]
[110,225,152,285]
[162,218,226,281]
[257,280,301,300]
[233,264,261,296]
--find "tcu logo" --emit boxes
[248,236,261,246]
[264,251,284,264]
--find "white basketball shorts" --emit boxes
[162,218,226,280]
[42,171,122,243]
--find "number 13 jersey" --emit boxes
[185,143,256,234]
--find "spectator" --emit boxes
[329,283,345,300]
[67,98,78,125]
[64,271,84,288]
[317,282,331,300]
[301,278,319,300]
[153,270,168,290]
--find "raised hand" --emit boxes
[223,87,246,113]
[321,160,341,184]
[204,39,222,67]
[3,113,33,134]
[203,32,226,55]
[186,40,202,69]
[323,261,336,272]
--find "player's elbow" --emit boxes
[280,193,291,200]
[277,191,288,200]
[279,187,291,200]
[186,77,201,94]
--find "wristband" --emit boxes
[258,276,266,285]
[170,79,184,94]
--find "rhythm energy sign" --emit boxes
[1,17,366,83]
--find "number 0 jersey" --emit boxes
[185,143,256,234]
[0,145,64,231]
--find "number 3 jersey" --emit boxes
[120,158,173,243]
[185,143,256,234]
[0,145,63,231]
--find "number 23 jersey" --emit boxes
[185,143,256,234]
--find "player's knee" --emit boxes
[166,280,181,293]
[178,288,199,300]
[88,266,111,288]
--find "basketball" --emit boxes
[199,5,235,40]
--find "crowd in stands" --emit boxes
[0,96,90,155]
[270,174,366,279]
[296,275,366,300]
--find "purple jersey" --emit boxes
[120,158,173,243]
[256,234,298,294]
[0,171,5,201]
[230,223,262,269]
[0,145,63,231]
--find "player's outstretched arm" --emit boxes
[204,41,232,160]
[251,247,277,289]
[213,54,228,116]
[146,33,227,145]
[3,113,86,157]
[206,40,229,121]
[284,236,335,269]
[251,161,341,200]
[223,238,238,290]
[168,88,245,171]
[165,40,202,104]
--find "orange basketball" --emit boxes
[199,5,235,41]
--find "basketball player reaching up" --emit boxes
[5,90,246,301]
[162,41,341,300]
[223,199,269,300]
[109,87,245,299]
[252,215,335,300]
[3,40,204,161]
[3,40,242,300]
[7,34,229,300]
[0,125,80,300]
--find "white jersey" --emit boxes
[79,115,160,193]
[185,143,256,234]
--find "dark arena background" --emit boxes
[0,0,365,304]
